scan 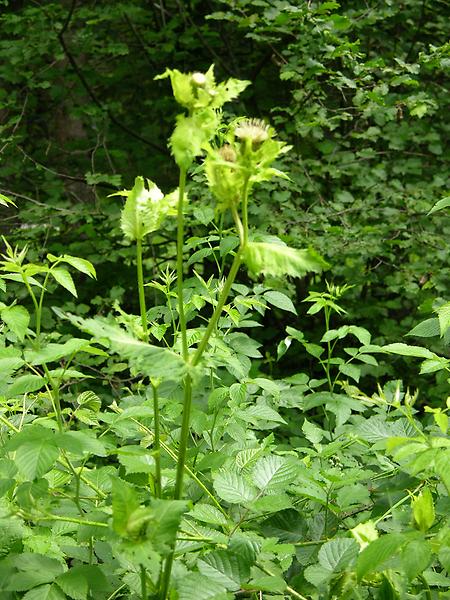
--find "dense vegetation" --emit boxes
[0,1,449,599]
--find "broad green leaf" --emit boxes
[247,574,286,593]
[261,509,307,542]
[0,346,24,377]
[381,343,435,358]
[338,363,361,383]
[47,254,96,279]
[22,584,66,600]
[55,431,107,457]
[177,573,228,600]
[6,374,46,398]
[401,539,432,580]
[63,315,186,380]
[24,338,99,365]
[111,477,140,537]
[252,455,298,492]
[412,487,435,532]
[318,538,359,573]
[14,439,59,480]
[243,242,328,278]
[150,499,189,555]
[1,304,30,340]
[56,568,88,600]
[213,470,257,504]
[357,534,406,579]
[407,318,440,338]
[188,504,229,526]
[50,267,77,297]
[428,196,450,214]
[115,445,155,474]
[198,550,250,591]
[263,290,297,314]
[435,450,450,493]
[437,301,450,336]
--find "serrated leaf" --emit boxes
[56,569,88,600]
[177,573,228,600]
[338,363,361,382]
[198,550,249,591]
[263,290,297,314]
[14,440,58,480]
[24,338,99,366]
[6,374,46,398]
[261,509,307,542]
[252,455,298,492]
[213,470,257,504]
[407,318,440,338]
[48,254,96,279]
[1,305,30,340]
[437,302,450,336]
[243,242,328,278]
[111,477,140,537]
[188,504,228,526]
[357,534,406,579]
[51,267,77,297]
[318,538,359,573]
[62,315,186,381]
[401,539,432,580]
[381,343,434,358]
[22,584,66,600]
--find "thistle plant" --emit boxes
[62,65,327,599]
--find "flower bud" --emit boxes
[191,72,207,87]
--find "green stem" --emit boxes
[192,250,242,367]
[136,237,148,341]
[42,364,64,432]
[21,272,40,345]
[151,380,162,498]
[241,175,250,248]
[36,270,52,341]
[140,564,147,600]
[176,168,188,361]
[174,374,192,499]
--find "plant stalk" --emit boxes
[176,168,188,361]
[151,380,162,498]
[136,237,148,341]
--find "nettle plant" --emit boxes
[0,68,449,600]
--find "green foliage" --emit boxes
[0,3,449,599]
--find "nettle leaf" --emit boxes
[47,254,96,279]
[407,318,440,338]
[198,550,250,591]
[7,426,59,479]
[252,455,298,493]
[318,538,359,573]
[437,301,450,336]
[188,504,229,526]
[243,242,328,278]
[50,267,77,297]
[401,539,432,580]
[150,499,188,555]
[213,470,257,504]
[1,304,30,340]
[6,374,46,398]
[63,315,186,380]
[177,573,228,600]
[357,534,406,580]
[120,176,176,241]
[111,477,140,537]
[22,584,66,600]
[24,338,100,365]
[263,290,297,314]
[381,343,435,359]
